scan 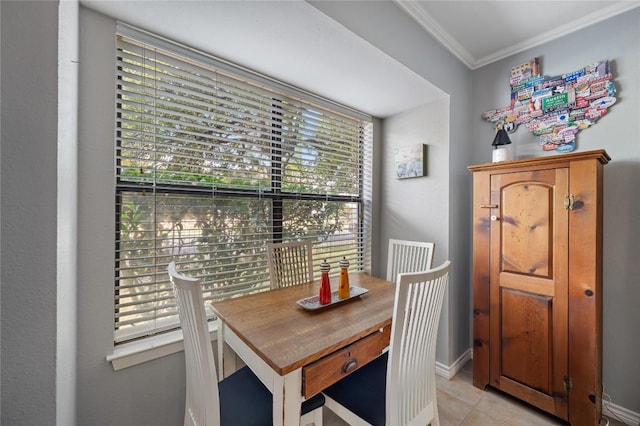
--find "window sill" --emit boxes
[106,321,218,371]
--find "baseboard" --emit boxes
[435,348,472,380]
[603,401,640,426]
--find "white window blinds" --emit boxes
[114,33,373,343]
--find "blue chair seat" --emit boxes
[220,365,325,426]
[322,352,388,426]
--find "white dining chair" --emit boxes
[386,238,436,281]
[267,241,314,289]
[168,262,324,426]
[322,260,451,426]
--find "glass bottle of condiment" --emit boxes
[338,257,350,299]
[319,260,332,305]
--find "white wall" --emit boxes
[472,9,640,414]
[57,1,80,424]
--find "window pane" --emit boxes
[117,41,276,191]
[114,34,372,344]
[279,105,362,196]
[115,192,272,342]
[282,200,361,277]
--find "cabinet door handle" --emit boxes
[491,215,499,221]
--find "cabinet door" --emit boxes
[489,168,569,420]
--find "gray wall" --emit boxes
[1,2,637,425]
[73,4,475,424]
[379,99,453,363]
[311,0,474,367]
[1,1,59,424]
[76,9,188,425]
[471,9,640,413]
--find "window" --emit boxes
[114,32,373,344]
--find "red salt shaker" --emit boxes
[319,260,332,305]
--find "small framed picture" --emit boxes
[394,144,427,179]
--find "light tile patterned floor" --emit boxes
[323,361,628,426]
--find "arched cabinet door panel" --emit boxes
[489,168,568,420]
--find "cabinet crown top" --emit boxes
[468,149,610,172]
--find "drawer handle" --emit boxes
[342,357,358,374]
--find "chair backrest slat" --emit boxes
[386,260,451,426]
[168,262,220,426]
[267,241,314,289]
[386,239,436,282]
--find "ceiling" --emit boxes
[82,0,446,118]
[396,1,640,69]
[81,1,639,118]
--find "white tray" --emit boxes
[296,286,369,311]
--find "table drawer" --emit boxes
[302,325,391,398]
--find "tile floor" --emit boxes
[322,361,627,426]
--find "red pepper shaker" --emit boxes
[319,260,332,305]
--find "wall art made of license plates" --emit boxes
[482,58,616,153]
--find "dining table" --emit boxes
[211,272,396,426]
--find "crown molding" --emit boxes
[395,0,640,70]
[394,0,476,68]
[474,1,640,69]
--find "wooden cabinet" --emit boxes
[468,150,609,425]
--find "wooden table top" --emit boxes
[211,272,396,376]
